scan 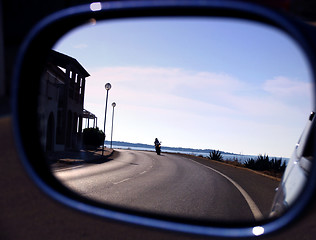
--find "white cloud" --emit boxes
[89,66,242,90]
[263,76,312,97]
[86,66,245,111]
[83,66,312,157]
[73,43,88,49]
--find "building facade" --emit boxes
[39,50,95,152]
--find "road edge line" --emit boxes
[186,157,264,221]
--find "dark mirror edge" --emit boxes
[11,1,316,238]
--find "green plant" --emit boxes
[244,154,287,173]
[270,158,287,173]
[244,158,256,169]
[82,127,105,149]
[256,154,271,171]
[209,150,223,161]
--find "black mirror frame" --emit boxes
[11,0,316,238]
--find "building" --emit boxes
[38,50,96,152]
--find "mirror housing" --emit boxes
[12,0,316,237]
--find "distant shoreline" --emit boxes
[105,140,223,154]
[104,140,289,164]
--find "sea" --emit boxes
[104,141,289,164]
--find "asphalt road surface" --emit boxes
[53,149,279,222]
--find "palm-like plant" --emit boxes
[209,150,223,161]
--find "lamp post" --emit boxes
[110,102,116,149]
[102,83,111,155]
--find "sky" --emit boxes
[53,17,313,158]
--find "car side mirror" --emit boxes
[12,1,316,238]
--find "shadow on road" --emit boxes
[48,148,118,170]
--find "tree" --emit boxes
[82,127,105,149]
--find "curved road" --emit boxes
[54,149,279,222]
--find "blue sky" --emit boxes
[54,17,313,157]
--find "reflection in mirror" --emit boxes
[38,17,313,222]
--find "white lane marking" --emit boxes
[111,154,154,185]
[186,158,263,220]
[113,178,131,185]
[53,165,84,172]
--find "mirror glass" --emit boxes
[38,17,314,222]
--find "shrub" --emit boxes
[256,154,271,171]
[82,127,105,149]
[209,150,223,161]
[244,158,256,169]
[244,154,287,173]
[270,158,287,173]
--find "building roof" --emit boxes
[83,109,97,119]
[48,50,90,78]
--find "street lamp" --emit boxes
[110,102,116,149]
[102,83,111,155]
